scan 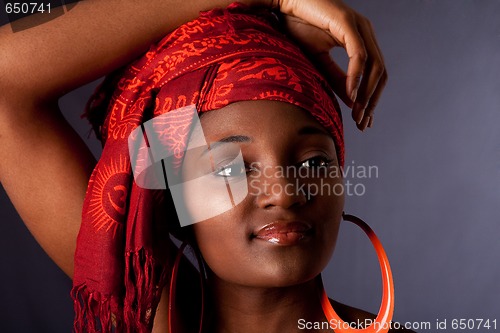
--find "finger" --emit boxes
[314,52,352,108]
[334,14,368,104]
[359,69,387,131]
[351,17,385,129]
[364,20,388,130]
[357,115,371,131]
[366,15,386,67]
[368,17,389,128]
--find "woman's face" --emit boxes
[180,100,344,288]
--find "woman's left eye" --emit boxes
[300,156,332,169]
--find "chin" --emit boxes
[222,259,327,289]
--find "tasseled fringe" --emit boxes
[71,283,122,333]
[71,248,168,333]
[124,249,168,332]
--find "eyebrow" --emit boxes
[199,126,332,157]
[201,135,252,157]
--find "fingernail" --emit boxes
[356,106,365,125]
[358,115,371,132]
[357,120,364,132]
[351,87,358,102]
[368,116,374,128]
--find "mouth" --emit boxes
[252,221,312,246]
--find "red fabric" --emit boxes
[72,2,344,332]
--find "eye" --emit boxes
[300,156,333,169]
[214,162,247,178]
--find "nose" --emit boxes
[253,166,307,209]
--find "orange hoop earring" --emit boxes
[319,213,395,333]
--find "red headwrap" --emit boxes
[72,2,344,332]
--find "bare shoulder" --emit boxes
[331,299,417,333]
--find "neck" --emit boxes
[205,274,332,333]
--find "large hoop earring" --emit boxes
[168,241,205,333]
[319,212,395,333]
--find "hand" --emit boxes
[275,0,387,131]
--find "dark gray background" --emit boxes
[1,1,499,332]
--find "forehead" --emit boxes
[196,100,325,139]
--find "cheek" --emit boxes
[191,215,249,282]
[308,175,344,257]
[181,175,248,225]
[306,170,344,219]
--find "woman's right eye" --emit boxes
[214,163,247,178]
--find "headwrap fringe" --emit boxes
[71,282,120,332]
[124,249,168,332]
[72,247,168,333]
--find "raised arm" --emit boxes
[0,0,259,279]
[0,0,265,100]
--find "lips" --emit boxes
[253,221,312,246]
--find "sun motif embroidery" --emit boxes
[87,154,130,237]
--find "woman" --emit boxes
[0,0,389,332]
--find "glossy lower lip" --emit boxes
[253,221,312,246]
